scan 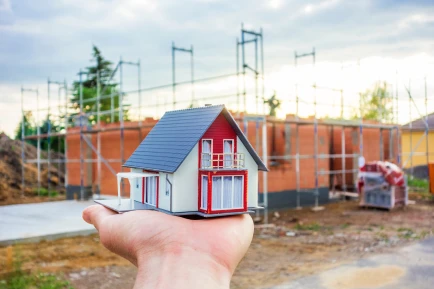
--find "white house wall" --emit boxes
[158,172,173,211]
[172,143,199,212]
[130,168,143,203]
[237,136,258,207]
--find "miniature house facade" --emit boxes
[97,105,267,216]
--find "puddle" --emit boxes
[322,265,406,289]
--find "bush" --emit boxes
[33,188,59,197]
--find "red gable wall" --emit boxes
[200,113,238,156]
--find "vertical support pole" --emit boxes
[380,128,384,161]
[389,128,393,160]
[57,85,62,192]
[97,71,101,198]
[172,42,176,110]
[409,79,413,178]
[36,89,41,196]
[425,76,430,191]
[191,45,195,106]
[138,59,142,126]
[313,47,319,208]
[260,27,265,115]
[294,51,301,209]
[47,80,51,195]
[119,58,125,196]
[262,119,268,224]
[254,38,258,115]
[79,70,84,200]
[341,126,346,193]
[20,87,25,196]
[64,80,68,190]
[241,24,247,113]
[236,38,240,115]
[396,71,401,166]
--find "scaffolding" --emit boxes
[19,24,432,218]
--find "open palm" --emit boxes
[83,205,254,288]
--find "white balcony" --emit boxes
[201,153,245,170]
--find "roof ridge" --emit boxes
[165,104,225,114]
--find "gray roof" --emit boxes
[123,105,268,173]
[402,112,434,131]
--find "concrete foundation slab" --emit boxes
[0,200,96,246]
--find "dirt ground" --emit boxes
[0,133,65,206]
[1,197,434,289]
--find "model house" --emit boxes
[96,104,267,217]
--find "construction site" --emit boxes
[2,23,434,289]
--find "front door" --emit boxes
[143,176,157,206]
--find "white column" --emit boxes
[117,175,121,205]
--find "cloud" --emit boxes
[302,0,340,15]
[0,0,11,11]
[399,13,434,29]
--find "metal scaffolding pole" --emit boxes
[409,80,413,178]
[425,76,430,191]
[236,38,240,114]
[241,24,246,113]
[396,71,401,166]
[47,79,52,195]
[78,70,85,200]
[119,57,124,196]
[63,80,68,190]
[294,47,317,209]
[20,87,25,196]
[97,70,101,198]
[172,42,194,109]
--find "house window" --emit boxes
[136,178,139,189]
[202,139,212,168]
[166,175,172,196]
[223,139,234,168]
[201,175,208,210]
[145,177,157,206]
[211,175,243,210]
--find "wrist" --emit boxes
[134,243,232,289]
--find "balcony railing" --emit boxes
[201,153,245,170]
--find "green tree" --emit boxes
[70,45,128,125]
[15,113,65,153]
[264,91,281,117]
[14,112,37,147]
[357,81,393,123]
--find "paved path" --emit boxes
[271,237,434,289]
[0,200,96,245]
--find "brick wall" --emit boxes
[66,116,396,196]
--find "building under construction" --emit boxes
[20,24,432,214]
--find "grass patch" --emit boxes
[0,256,72,289]
[295,222,322,231]
[397,228,415,239]
[340,223,351,229]
[33,188,59,197]
[408,178,429,191]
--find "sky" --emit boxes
[1,0,434,137]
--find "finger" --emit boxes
[82,205,116,231]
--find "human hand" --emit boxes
[83,205,254,289]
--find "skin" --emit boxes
[83,205,254,289]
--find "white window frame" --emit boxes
[201,175,208,210]
[211,175,244,211]
[223,139,234,168]
[202,139,213,168]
